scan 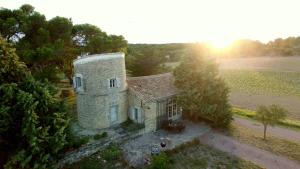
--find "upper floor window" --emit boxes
[108,78,120,88]
[110,78,117,88]
[73,73,84,92]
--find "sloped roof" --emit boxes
[127,73,178,102]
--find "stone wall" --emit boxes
[144,102,157,132]
[128,90,157,132]
[74,53,128,129]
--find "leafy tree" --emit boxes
[126,45,169,76]
[72,24,103,47]
[1,5,128,84]
[72,24,127,55]
[173,48,232,127]
[255,104,288,140]
[0,36,69,168]
[48,16,73,43]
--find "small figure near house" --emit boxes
[160,137,172,149]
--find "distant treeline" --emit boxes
[2,4,300,80]
[0,4,127,83]
[129,37,300,61]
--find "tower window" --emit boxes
[110,78,117,88]
[76,77,82,87]
[134,108,139,120]
[73,73,84,92]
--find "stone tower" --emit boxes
[73,53,128,129]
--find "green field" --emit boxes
[221,70,300,97]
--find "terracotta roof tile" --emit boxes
[127,73,178,102]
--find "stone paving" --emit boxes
[58,122,138,168]
[121,120,211,167]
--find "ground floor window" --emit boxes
[134,107,139,120]
[166,98,181,120]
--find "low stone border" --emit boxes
[56,129,144,168]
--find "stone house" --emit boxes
[73,52,182,133]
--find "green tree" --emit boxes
[1,4,128,84]
[126,45,168,76]
[255,104,288,140]
[173,48,232,127]
[72,24,127,55]
[72,24,104,49]
[48,16,73,43]
[0,36,69,168]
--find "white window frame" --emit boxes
[73,73,84,92]
[166,98,181,120]
[107,77,121,88]
[110,78,117,88]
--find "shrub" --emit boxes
[101,144,122,161]
[148,153,170,169]
[93,132,108,140]
[121,119,145,132]
[71,136,89,149]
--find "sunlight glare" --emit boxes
[207,38,233,50]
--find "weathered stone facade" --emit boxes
[128,91,157,132]
[73,52,181,131]
[74,53,127,129]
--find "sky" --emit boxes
[1,0,300,45]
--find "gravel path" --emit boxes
[200,131,300,169]
[121,121,210,167]
[234,117,300,143]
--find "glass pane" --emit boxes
[76,77,81,87]
[134,108,138,120]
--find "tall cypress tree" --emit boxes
[174,48,232,128]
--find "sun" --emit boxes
[207,38,233,50]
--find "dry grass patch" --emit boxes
[165,139,262,169]
[227,123,300,162]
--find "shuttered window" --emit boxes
[110,78,116,87]
[73,73,84,92]
[108,78,121,88]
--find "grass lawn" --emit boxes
[232,107,300,131]
[227,123,300,163]
[221,70,300,97]
[165,139,262,169]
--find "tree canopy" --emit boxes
[255,104,288,139]
[0,36,69,169]
[126,45,171,76]
[0,4,127,83]
[173,48,232,127]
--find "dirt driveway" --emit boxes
[200,131,300,169]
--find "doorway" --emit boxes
[110,105,118,124]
